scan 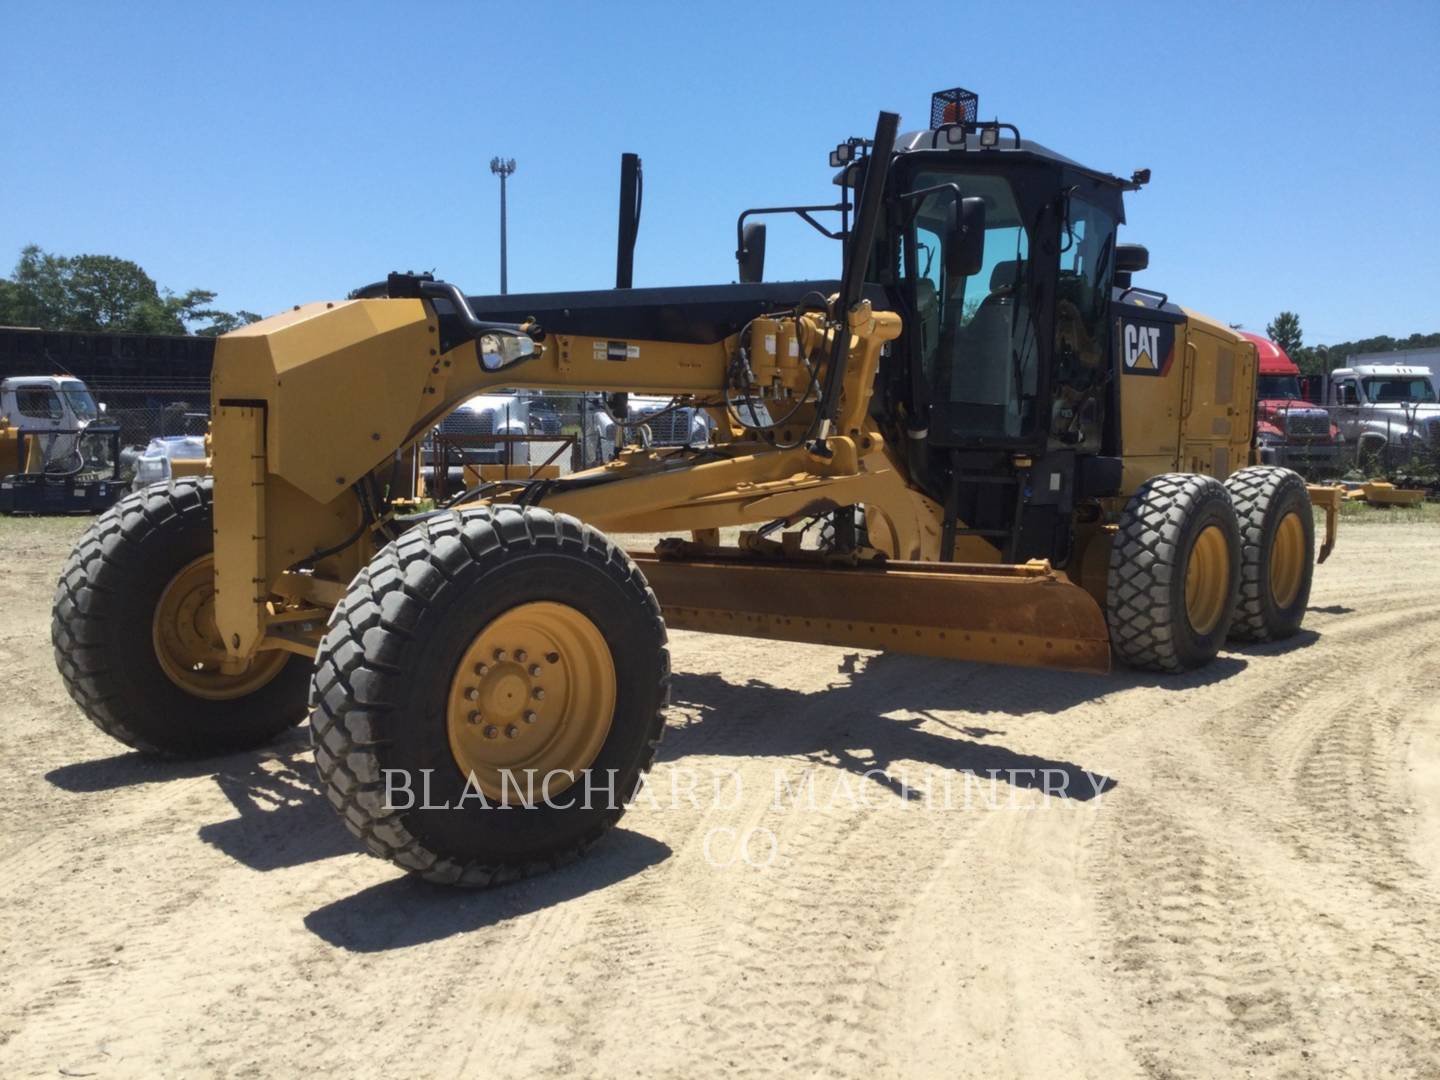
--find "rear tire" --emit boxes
[1224,466,1314,642]
[51,477,310,756]
[309,506,669,887]
[1107,473,1242,672]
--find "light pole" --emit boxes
[489,157,516,294]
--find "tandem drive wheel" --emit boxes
[309,506,669,887]
[1106,473,1243,673]
[1224,465,1315,642]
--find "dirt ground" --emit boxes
[2,513,1438,1079]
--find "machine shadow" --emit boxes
[45,745,256,793]
[46,726,357,872]
[659,651,1148,802]
[44,641,1259,910]
[1226,627,1322,660]
[304,828,671,952]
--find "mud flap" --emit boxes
[631,552,1111,675]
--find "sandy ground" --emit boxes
[2,513,1438,1079]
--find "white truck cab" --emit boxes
[1322,365,1440,457]
[0,375,122,513]
[1,375,102,433]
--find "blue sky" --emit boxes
[2,0,1436,344]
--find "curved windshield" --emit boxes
[1257,375,1302,400]
[62,385,99,421]
[902,171,1035,440]
[1362,376,1436,404]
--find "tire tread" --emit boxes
[308,506,670,887]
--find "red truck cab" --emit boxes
[1239,331,1341,469]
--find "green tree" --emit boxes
[0,245,258,335]
[194,309,262,337]
[1265,310,1304,358]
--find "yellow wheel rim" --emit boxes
[152,554,289,700]
[447,601,616,800]
[1269,511,1306,609]
[1184,524,1230,636]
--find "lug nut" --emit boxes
[483,725,498,739]
[514,649,527,662]
[467,711,482,725]
[505,724,518,739]
[473,662,489,677]
[493,648,507,661]
[523,710,538,724]
[465,687,479,701]
[528,664,541,677]
[532,687,545,701]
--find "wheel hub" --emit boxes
[447,601,616,799]
[152,554,288,700]
[1269,510,1305,609]
[1184,524,1230,636]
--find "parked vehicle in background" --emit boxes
[0,375,123,513]
[1318,364,1440,466]
[429,390,537,471]
[129,435,208,490]
[626,394,715,447]
[1238,332,1342,472]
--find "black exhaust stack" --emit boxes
[615,152,642,289]
[609,152,643,423]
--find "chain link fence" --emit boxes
[1261,402,1440,488]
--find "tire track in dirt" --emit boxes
[1094,795,1335,1078]
[1087,596,1440,1078]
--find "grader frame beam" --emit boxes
[207,288,1107,675]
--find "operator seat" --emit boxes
[950,260,1025,412]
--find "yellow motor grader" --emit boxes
[52,90,1338,886]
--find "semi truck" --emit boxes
[1239,332,1341,472]
[1316,363,1440,469]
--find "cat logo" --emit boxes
[1120,320,1174,377]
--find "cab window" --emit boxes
[1049,195,1116,450]
[15,386,63,419]
[62,384,99,421]
[1257,375,1302,400]
[1362,376,1437,404]
[901,171,1035,440]
[1054,195,1116,382]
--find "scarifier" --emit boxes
[52,90,1340,885]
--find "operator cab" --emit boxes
[865,88,1145,564]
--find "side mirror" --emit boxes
[945,196,986,279]
[1115,244,1149,274]
[737,221,766,283]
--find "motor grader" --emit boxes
[52,90,1339,886]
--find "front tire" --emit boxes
[309,506,669,887]
[51,477,310,756]
[1225,466,1314,642]
[1107,473,1242,672]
